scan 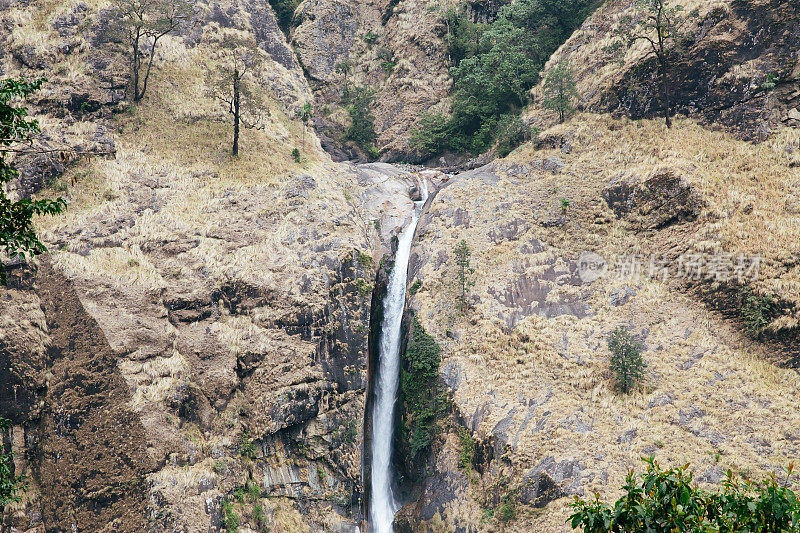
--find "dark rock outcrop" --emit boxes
[603,168,703,229]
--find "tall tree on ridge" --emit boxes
[611,0,699,128]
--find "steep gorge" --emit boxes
[1,0,799,532]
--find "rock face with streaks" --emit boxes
[291,0,453,161]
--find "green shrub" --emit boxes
[496,498,516,522]
[221,500,240,533]
[409,279,423,296]
[762,73,778,91]
[356,250,373,269]
[409,112,452,157]
[344,86,377,153]
[366,144,380,160]
[268,0,301,34]
[569,457,800,532]
[353,277,373,297]
[608,326,646,394]
[246,480,261,500]
[739,290,775,337]
[457,427,475,470]
[377,47,395,72]
[253,504,265,528]
[291,148,301,163]
[0,418,27,505]
[363,30,378,45]
[239,430,257,459]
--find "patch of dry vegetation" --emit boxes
[513,115,800,323]
[413,113,800,531]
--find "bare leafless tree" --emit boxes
[117,0,191,101]
[207,32,266,156]
[610,0,699,128]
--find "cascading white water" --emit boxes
[369,176,428,533]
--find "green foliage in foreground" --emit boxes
[399,316,445,459]
[0,418,27,506]
[1,77,66,286]
[569,457,800,532]
[608,326,646,394]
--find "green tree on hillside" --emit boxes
[0,77,66,286]
[399,316,444,461]
[442,5,485,66]
[115,0,190,102]
[449,19,539,146]
[495,114,533,157]
[208,32,266,156]
[409,112,451,157]
[610,0,698,128]
[269,0,301,34]
[0,418,27,505]
[542,59,579,123]
[344,86,377,158]
[608,326,646,394]
[335,59,353,84]
[413,0,599,157]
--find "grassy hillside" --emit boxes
[411,114,800,530]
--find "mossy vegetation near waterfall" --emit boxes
[397,315,445,477]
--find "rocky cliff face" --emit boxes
[0,1,426,531]
[291,0,453,161]
[534,0,800,141]
[2,0,800,532]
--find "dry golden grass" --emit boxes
[512,114,800,314]
[413,113,800,531]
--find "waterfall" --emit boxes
[369,176,428,533]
